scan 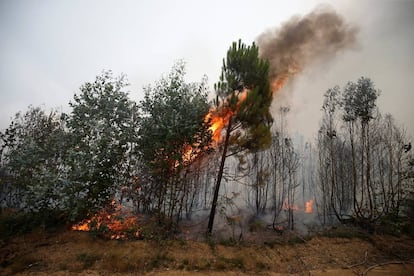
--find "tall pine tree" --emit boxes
[207,40,273,235]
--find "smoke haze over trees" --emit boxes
[0,6,413,241]
[317,77,413,228]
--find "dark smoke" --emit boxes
[257,6,358,92]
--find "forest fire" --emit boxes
[280,198,314,213]
[205,108,233,143]
[205,89,249,143]
[73,8,357,239]
[71,200,140,240]
[305,199,314,213]
[204,7,357,145]
[203,63,300,144]
[270,65,300,93]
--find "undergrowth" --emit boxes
[319,225,373,241]
[0,209,67,240]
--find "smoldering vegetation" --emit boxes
[0,6,412,244]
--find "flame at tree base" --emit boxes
[279,198,314,214]
[305,199,314,214]
[71,200,140,240]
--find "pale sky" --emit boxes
[1,0,413,140]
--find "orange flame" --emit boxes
[271,74,289,93]
[189,66,300,159]
[72,222,91,231]
[204,108,233,143]
[181,90,248,162]
[270,64,301,94]
[205,66,300,144]
[71,200,140,240]
[204,89,248,143]
[305,199,313,213]
[180,105,234,163]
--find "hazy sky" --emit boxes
[1,0,413,140]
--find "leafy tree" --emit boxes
[67,71,138,216]
[0,106,69,214]
[137,61,211,223]
[207,40,273,235]
[317,77,413,231]
[342,77,380,221]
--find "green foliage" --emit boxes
[139,210,178,241]
[0,106,70,213]
[139,61,211,172]
[402,192,414,237]
[386,192,414,237]
[0,210,67,240]
[342,76,380,123]
[320,225,372,241]
[404,192,414,221]
[0,71,139,225]
[138,61,212,219]
[208,39,273,235]
[67,71,139,214]
[377,213,406,236]
[215,39,273,152]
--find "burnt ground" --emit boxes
[1,227,413,275]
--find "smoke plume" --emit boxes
[257,6,358,93]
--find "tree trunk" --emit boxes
[365,122,373,220]
[349,123,362,218]
[207,117,233,235]
[328,119,341,222]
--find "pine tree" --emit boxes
[207,40,273,235]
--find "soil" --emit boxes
[1,227,413,275]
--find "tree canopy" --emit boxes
[214,39,273,151]
[137,61,212,222]
[67,71,139,214]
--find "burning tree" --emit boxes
[207,40,273,235]
[137,61,212,226]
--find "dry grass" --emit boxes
[1,229,413,275]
